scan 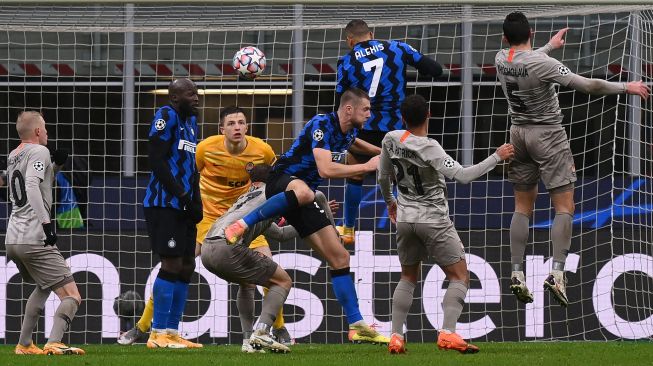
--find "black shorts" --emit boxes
[144,207,197,258]
[265,172,331,238]
[350,130,386,162]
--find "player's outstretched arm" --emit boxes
[451,144,513,184]
[569,76,650,98]
[314,148,378,179]
[537,27,569,55]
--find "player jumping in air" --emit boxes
[336,19,443,245]
[497,12,650,306]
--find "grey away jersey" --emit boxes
[379,130,466,224]
[5,143,54,244]
[205,183,274,245]
[495,47,576,125]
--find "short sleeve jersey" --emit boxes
[5,143,54,244]
[379,130,468,224]
[337,40,423,132]
[143,105,198,209]
[196,135,276,220]
[495,48,577,125]
[273,112,357,190]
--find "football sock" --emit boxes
[48,296,79,344]
[263,287,286,329]
[510,212,530,272]
[441,280,468,333]
[259,285,289,327]
[242,191,299,227]
[237,286,256,339]
[330,268,363,324]
[137,296,154,332]
[343,179,363,228]
[391,279,416,335]
[19,287,50,347]
[552,213,573,271]
[166,279,190,331]
[152,270,177,331]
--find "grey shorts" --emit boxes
[508,124,577,190]
[396,221,466,267]
[6,244,73,290]
[200,238,278,286]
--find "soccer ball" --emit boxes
[232,46,266,79]
[113,290,145,318]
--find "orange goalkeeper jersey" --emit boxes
[196,135,276,219]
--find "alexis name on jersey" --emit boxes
[354,43,385,60]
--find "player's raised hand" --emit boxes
[549,28,569,49]
[495,143,515,161]
[626,81,651,100]
[365,155,381,172]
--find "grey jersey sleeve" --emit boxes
[529,53,577,87]
[25,175,50,224]
[424,141,499,184]
[377,137,396,204]
[26,147,51,182]
[264,223,298,241]
[567,74,626,95]
[535,43,554,55]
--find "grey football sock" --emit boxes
[391,279,415,335]
[237,286,256,339]
[19,287,50,347]
[258,285,289,327]
[510,212,530,272]
[552,213,573,271]
[47,296,79,344]
[441,280,468,333]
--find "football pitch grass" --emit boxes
[1,342,652,366]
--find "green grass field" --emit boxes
[0,342,652,366]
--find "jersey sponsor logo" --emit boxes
[228,180,248,188]
[558,65,570,75]
[32,161,45,172]
[313,129,324,142]
[354,43,385,60]
[443,158,455,169]
[177,139,197,153]
[154,119,166,131]
[331,151,346,163]
[167,238,176,248]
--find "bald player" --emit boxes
[6,111,84,355]
[496,12,650,307]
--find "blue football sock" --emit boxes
[331,268,363,324]
[152,272,177,330]
[344,180,363,228]
[166,280,190,331]
[242,190,299,227]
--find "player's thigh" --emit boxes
[396,222,428,266]
[417,221,466,268]
[526,125,577,190]
[7,244,73,291]
[201,239,278,287]
[253,241,272,258]
[508,125,540,186]
[284,198,332,239]
[144,207,193,257]
[304,225,349,269]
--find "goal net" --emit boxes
[0,3,652,344]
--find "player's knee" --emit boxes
[272,269,292,290]
[180,260,196,281]
[294,187,315,205]
[329,249,350,269]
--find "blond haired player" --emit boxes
[119,106,290,350]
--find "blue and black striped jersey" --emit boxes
[273,112,357,190]
[143,105,198,210]
[337,39,424,132]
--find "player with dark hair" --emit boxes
[379,95,514,354]
[6,111,83,355]
[201,164,338,353]
[336,19,443,245]
[225,88,390,344]
[142,78,203,348]
[497,12,650,306]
